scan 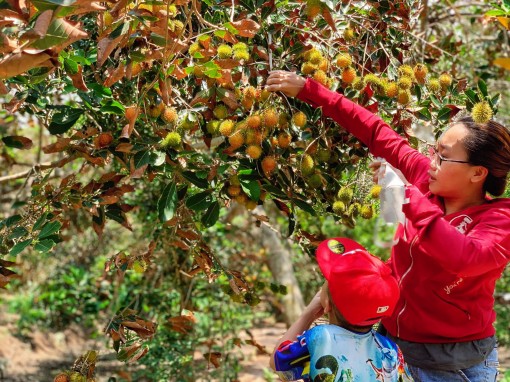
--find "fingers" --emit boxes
[368,161,382,170]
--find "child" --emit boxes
[270,237,412,381]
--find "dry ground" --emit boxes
[0,319,508,382]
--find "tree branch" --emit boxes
[0,154,79,184]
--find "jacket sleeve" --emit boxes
[403,185,510,276]
[297,78,430,186]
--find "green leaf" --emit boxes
[203,61,222,79]
[201,201,220,227]
[33,213,48,231]
[416,107,431,121]
[223,22,239,35]
[157,182,178,222]
[186,192,214,212]
[133,150,155,169]
[414,84,422,103]
[437,106,453,121]
[150,32,169,47]
[489,93,501,109]
[288,213,296,237]
[181,171,209,189]
[9,239,32,256]
[240,180,261,201]
[485,10,507,16]
[292,198,316,215]
[477,79,488,98]
[48,107,84,135]
[30,19,76,50]
[238,0,255,12]
[38,220,62,239]
[100,100,125,115]
[464,89,480,105]
[110,21,130,39]
[214,30,227,39]
[1,214,22,229]
[429,95,442,108]
[8,226,29,240]
[34,239,55,253]
[63,58,79,74]
[31,0,76,11]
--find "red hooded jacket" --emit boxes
[298,78,510,343]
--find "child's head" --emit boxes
[316,237,399,328]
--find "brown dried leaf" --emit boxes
[0,51,52,79]
[80,151,105,166]
[3,135,33,149]
[42,138,71,153]
[215,58,241,70]
[122,318,157,339]
[321,7,337,31]
[93,132,114,148]
[32,10,53,37]
[103,63,126,87]
[68,65,88,91]
[231,19,260,38]
[97,35,125,67]
[115,142,133,153]
[67,0,106,16]
[167,313,196,334]
[0,33,19,54]
[203,352,222,368]
[245,339,270,355]
[220,89,240,109]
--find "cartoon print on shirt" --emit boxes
[313,355,340,381]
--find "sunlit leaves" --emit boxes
[47,106,84,134]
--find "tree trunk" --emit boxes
[259,220,305,326]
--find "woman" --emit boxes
[266,70,510,381]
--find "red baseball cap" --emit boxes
[316,237,400,326]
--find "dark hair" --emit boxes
[456,116,510,196]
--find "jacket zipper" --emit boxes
[396,235,418,338]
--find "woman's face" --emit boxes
[428,123,475,197]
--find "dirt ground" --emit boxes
[0,319,509,382]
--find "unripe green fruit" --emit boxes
[360,204,374,219]
[301,154,315,176]
[348,202,361,217]
[307,173,322,188]
[332,200,346,214]
[317,148,331,163]
[213,105,228,119]
[161,131,182,148]
[337,187,353,203]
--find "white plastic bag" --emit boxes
[377,158,406,225]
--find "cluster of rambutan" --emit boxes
[300,48,332,88]
[331,186,375,226]
[225,174,265,211]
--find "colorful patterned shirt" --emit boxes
[274,324,412,381]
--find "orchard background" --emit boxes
[1,0,510,380]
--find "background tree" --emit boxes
[0,0,509,380]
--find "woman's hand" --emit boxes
[369,160,384,184]
[265,70,306,98]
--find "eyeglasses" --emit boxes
[427,147,470,167]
